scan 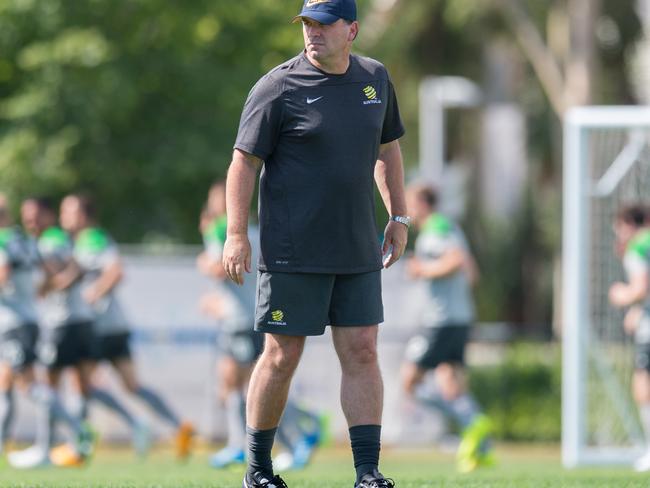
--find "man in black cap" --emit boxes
[224,1,407,486]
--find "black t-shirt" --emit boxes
[235,52,405,274]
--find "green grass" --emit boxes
[1,445,650,487]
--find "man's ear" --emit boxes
[349,21,359,41]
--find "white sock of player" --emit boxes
[0,389,14,452]
[32,393,55,453]
[639,403,650,450]
[226,391,246,450]
[449,393,480,429]
[413,386,456,419]
[69,393,89,421]
[29,384,84,450]
[415,386,480,429]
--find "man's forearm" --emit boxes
[92,263,123,299]
[375,140,407,216]
[226,150,260,236]
[420,250,464,279]
[0,265,8,287]
[625,274,650,305]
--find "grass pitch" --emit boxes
[1,444,649,487]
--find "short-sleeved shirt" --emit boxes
[73,227,129,336]
[0,226,38,332]
[414,214,475,328]
[202,216,258,332]
[235,52,405,274]
[624,229,650,344]
[38,227,93,329]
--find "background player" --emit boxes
[1,195,93,468]
[401,184,492,473]
[608,204,650,471]
[59,193,195,460]
[199,181,322,470]
[199,185,262,468]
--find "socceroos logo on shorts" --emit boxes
[363,85,382,105]
[268,310,287,326]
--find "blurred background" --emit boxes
[0,0,649,449]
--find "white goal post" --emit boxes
[563,106,650,468]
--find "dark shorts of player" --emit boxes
[405,324,471,370]
[38,321,95,370]
[255,270,383,336]
[635,343,650,372]
[94,331,132,362]
[218,329,265,365]
[0,322,39,371]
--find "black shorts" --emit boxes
[0,323,39,371]
[405,324,470,370]
[255,270,383,336]
[636,343,650,372]
[94,332,131,362]
[218,330,265,365]
[38,321,95,370]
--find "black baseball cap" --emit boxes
[292,0,357,25]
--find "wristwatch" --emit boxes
[390,215,411,228]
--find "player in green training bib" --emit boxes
[0,195,94,468]
[199,182,324,471]
[401,184,493,473]
[609,204,650,472]
[199,182,264,469]
[59,193,195,461]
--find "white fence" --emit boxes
[12,247,503,447]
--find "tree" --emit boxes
[0,0,302,242]
[358,0,642,328]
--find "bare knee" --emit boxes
[261,336,304,379]
[337,331,378,372]
[0,364,13,391]
[120,372,140,393]
[435,362,465,401]
[634,370,650,404]
[218,357,241,394]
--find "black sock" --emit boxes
[246,426,277,478]
[350,424,381,482]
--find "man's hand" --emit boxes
[197,252,227,279]
[382,220,408,268]
[223,233,251,285]
[609,282,631,307]
[199,292,227,319]
[624,306,643,335]
[405,256,423,278]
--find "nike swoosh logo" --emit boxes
[306,96,323,104]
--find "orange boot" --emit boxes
[175,422,195,460]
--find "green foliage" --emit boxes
[470,343,562,442]
[470,187,556,325]
[0,0,303,241]
[365,0,641,330]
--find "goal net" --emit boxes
[563,106,650,467]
